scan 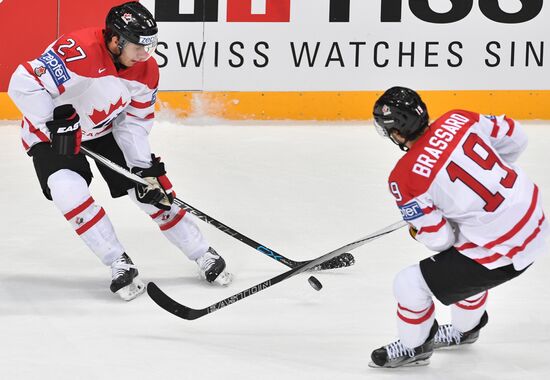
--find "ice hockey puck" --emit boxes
[308,276,322,291]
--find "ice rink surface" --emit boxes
[1,119,549,380]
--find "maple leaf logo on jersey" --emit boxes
[34,66,46,77]
[89,97,127,126]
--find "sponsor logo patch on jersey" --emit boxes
[38,50,70,87]
[151,89,158,106]
[399,201,424,221]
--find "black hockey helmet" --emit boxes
[373,87,429,150]
[105,1,158,57]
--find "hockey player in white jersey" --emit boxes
[369,87,548,368]
[8,1,232,301]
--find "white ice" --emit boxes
[1,119,549,380]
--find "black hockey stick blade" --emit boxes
[147,220,406,320]
[147,283,203,320]
[311,252,355,271]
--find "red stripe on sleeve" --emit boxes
[490,119,500,138]
[418,218,447,235]
[76,208,106,235]
[505,117,515,136]
[128,112,155,120]
[64,197,94,220]
[421,206,434,214]
[130,99,151,109]
[25,117,50,143]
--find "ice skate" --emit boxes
[369,321,438,368]
[196,247,232,286]
[110,253,145,301]
[434,311,488,349]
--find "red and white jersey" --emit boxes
[388,110,548,270]
[8,27,158,168]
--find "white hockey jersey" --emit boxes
[389,110,548,270]
[8,27,158,168]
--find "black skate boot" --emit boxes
[195,247,232,285]
[434,311,488,349]
[110,253,145,301]
[369,321,439,368]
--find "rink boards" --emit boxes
[1,0,549,120]
[2,90,550,121]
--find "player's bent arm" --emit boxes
[410,212,456,252]
[8,65,55,141]
[112,113,154,169]
[480,114,528,163]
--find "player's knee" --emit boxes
[393,264,430,304]
[48,169,90,211]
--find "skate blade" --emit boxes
[368,358,430,369]
[115,278,146,301]
[434,340,478,350]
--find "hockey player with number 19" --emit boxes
[8,1,232,301]
[369,87,548,368]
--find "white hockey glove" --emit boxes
[131,154,174,211]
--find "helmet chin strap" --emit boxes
[107,36,128,70]
[389,133,410,152]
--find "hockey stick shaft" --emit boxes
[80,146,352,270]
[147,220,407,320]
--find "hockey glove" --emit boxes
[131,154,174,211]
[45,104,82,155]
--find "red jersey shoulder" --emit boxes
[388,154,420,206]
[118,58,159,90]
[431,109,480,127]
[388,109,479,205]
[50,28,116,78]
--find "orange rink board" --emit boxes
[1,90,549,121]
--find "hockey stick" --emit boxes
[80,146,354,271]
[147,220,407,320]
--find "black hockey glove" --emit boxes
[45,104,82,155]
[131,154,174,211]
[409,225,418,240]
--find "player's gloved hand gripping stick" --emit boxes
[79,146,355,271]
[132,154,174,211]
[46,104,82,156]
